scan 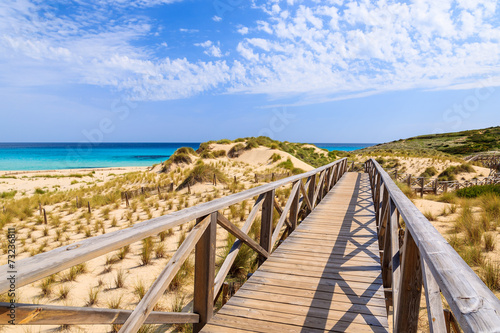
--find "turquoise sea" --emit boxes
[0,142,376,171]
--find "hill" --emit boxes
[360,126,500,156]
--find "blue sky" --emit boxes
[1,0,499,144]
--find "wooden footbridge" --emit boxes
[1,158,500,332]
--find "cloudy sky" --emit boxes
[1,0,499,143]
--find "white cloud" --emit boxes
[237,26,249,35]
[195,40,225,58]
[1,0,500,104]
[212,15,222,22]
[179,28,199,33]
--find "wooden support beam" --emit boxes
[0,303,198,325]
[259,190,275,265]
[395,230,422,333]
[271,181,300,245]
[299,181,313,212]
[119,216,211,332]
[193,212,217,333]
[421,258,447,333]
[216,213,269,259]
[213,194,265,299]
[273,198,292,229]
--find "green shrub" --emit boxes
[456,185,500,198]
[175,147,196,155]
[0,191,17,199]
[216,139,231,144]
[420,167,438,178]
[270,153,282,162]
[245,139,259,149]
[213,150,227,158]
[34,188,46,195]
[439,163,475,181]
[170,153,192,164]
[177,162,228,190]
[278,158,294,171]
[227,143,245,158]
[200,151,214,159]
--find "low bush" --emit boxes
[456,184,500,198]
[177,162,228,190]
[420,166,438,178]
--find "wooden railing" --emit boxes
[365,159,500,332]
[0,158,348,332]
[391,169,500,196]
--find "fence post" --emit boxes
[434,179,438,195]
[43,208,47,225]
[407,174,411,187]
[395,169,398,181]
[420,178,424,198]
[259,189,275,265]
[87,201,91,214]
[193,212,217,333]
[125,193,129,207]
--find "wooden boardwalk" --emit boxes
[202,173,389,332]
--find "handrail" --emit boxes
[365,159,500,332]
[0,157,348,332]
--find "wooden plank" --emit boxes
[193,212,217,333]
[0,303,199,325]
[217,212,269,259]
[118,215,211,332]
[203,173,388,332]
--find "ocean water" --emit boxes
[0,142,376,171]
[313,143,376,152]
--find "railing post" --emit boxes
[259,190,274,265]
[308,175,316,210]
[289,181,300,231]
[395,230,422,333]
[193,212,217,333]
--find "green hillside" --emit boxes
[361,126,500,156]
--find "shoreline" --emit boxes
[0,166,149,176]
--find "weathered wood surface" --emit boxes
[367,159,500,332]
[0,303,199,325]
[202,173,389,332]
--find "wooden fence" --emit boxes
[0,158,348,332]
[366,159,500,332]
[121,183,174,201]
[254,172,289,182]
[465,153,500,169]
[390,169,500,196]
